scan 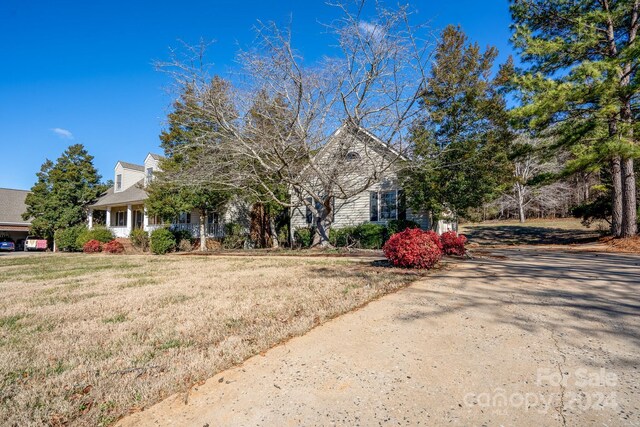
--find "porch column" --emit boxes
[126,204,133,234]
[106,207,111,227]
[87,209,93,229]
[143,207,149,231]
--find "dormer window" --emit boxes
[146,167,153,183]
[346,152,361,162]
[116,174,122,191]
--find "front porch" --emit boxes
[88,205,225,239]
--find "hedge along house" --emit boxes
[88,153,229,238]
[290,124,456,234]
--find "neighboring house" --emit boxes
[89,153,228,238]
[290,124,456,234]
[0,188,31,246]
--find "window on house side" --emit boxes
[178,212,191,224]
[369,192,379,221]
[146,167,153,183]
[346,152,361,162]
[380,191,398,220]
[113,210,126,227]
[116,174,122,191]
[370,190,400,222]
[305,198,313,224]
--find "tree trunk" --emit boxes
[250,203,272,248]
[611,156,623,237]
[199,212,207,251]
[515,183,526,223]
[311,197,333,247]
[312,214,332,247]
[269,216,279,248]
[621,157,637,237]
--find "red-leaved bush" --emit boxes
[383,228,442,269]
[83,239,102,253]
[440,231,467,256]
[103,240,125,254]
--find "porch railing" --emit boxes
[170,223,225,238]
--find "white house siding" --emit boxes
[291,189,430,231]
[114,163,145,193]
[290,127,431,231]
[143,155,160,184]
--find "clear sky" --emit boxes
[0,0,513,190]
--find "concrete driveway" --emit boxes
[118,248,640,427]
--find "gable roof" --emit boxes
[90,180,148,208]
[117,161,145,172]
[0,188,30,225]
[347,124,408,161]
[147,153,164,161]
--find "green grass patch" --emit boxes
[0,314,26,331]
[103,313,127,324]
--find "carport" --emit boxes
[0,188,30,249]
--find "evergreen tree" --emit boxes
[23,144,104,244]
[403,25,512,223]
[509,0,639,237]
[243,91,303,247]
[146,77,235,251]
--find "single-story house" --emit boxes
[0,188,31,247]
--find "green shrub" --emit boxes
[386,219,421,235]
[130,229,149,251]
[171,228,193,245]
[76,226,114,249]
[150,228,176,255]
[329,226,357,247]
[55,225,86,252]
[222,222,246,249]
[294,228,313,248]
[354,223,387,249]
[329,223,388,249]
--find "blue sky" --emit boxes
[0,0,513,190]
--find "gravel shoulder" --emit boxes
[119,247,640,426]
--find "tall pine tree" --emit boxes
[510,0,639,237]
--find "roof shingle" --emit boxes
[118,161,145,172]
[0,188,30,225]
[90,180,148,208]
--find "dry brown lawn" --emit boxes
[0,253,425,426]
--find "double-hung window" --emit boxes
[116,174,122,191]
[113,210,126,227]
[370,190,405,222]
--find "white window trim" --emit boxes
[370,189,399,222]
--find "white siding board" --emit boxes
[114,163,145,193]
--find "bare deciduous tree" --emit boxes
[496,135,568,223]
[158,1,433,246]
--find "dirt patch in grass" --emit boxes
[459,218,604,246]
[0,253,430,426]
